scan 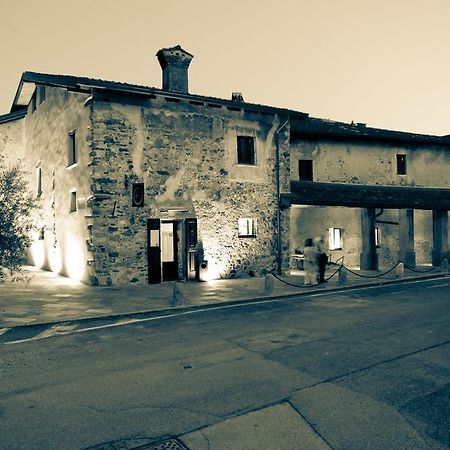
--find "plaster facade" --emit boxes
[22,87,92,281]
[290,138,448,267]
[290,139,450,188]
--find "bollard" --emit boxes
[265,274,274,296]
[396,262,405,278]
[338,267,347,285]
[440,258,449,275]
[171,282,187,306]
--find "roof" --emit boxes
[0,109,27,124]
[291,117,450,146]
[11,71,309,120]
[284,181,450,210]
[10,71,450,146]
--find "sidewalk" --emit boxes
[0,264,447,329]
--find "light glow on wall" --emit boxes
[31,240,45,269]
[48,243,62,274]
[201,238,229,281]
[65,239,86,281]
[200,259,224,281]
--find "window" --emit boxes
[68,130,77,166]
[397,154,407,175]
[328,227,342,250]
[237,136,255,165]
[238,218,257,237]
[299,159,313,181]
[70,191,77,212]
[36,166,42,197]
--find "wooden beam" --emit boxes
[286,181,450,210]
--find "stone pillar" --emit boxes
[398,209,416,268]
[432,209,449,266]
[360,208,378,270]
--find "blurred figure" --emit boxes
[314,235,329,283]
[303,238,318,285]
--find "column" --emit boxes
[398,209,416,268]
[360,208,378,270]
[432,209,449,266]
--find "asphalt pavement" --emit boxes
[1,266,449,450]
[0,263,447,331]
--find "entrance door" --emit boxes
[147,219,161,284]
[161,221,179,281]
[185,218,198,280]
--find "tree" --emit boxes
[0,160,36,282]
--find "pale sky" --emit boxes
[1,0,450,135]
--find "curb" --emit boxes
[1,272,447,334]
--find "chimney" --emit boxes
[231,92,244,102]
[156,45,194,94]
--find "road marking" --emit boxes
[34,324,78,339]
[4,276,450,345]
[426,283,449,289]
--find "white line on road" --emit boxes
[5,276,450,345]
[33,324,78,340]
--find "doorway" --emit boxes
[161,221,178,281]
[147,218,198,283]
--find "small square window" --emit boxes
[68,130,77,166]
[238,218,257,237]
[299,159,313,181]
[397,154,407,175]
[328,227,342,250]
[70,191,77,212]
[237,136,255,165]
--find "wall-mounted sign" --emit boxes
[132,183,144,207]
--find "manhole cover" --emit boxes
[137,439,189,450]
[85,437,189,450]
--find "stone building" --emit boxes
[1,45,450,285]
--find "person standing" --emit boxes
[303,238,318,286]
[314,235,328,283]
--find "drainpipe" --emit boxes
[275,118,289,275]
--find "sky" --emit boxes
[1,0,450,135]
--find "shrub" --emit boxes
[0,162,36,281]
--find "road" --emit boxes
[1,278,449,449]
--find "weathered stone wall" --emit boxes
[21,86,92,282]
[89,95,288,285]
[290,139,450,187]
